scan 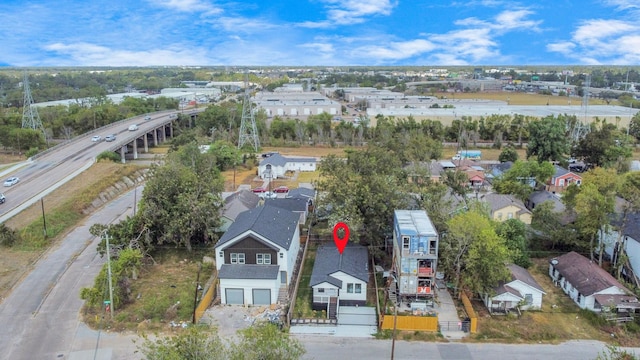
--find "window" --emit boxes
[318,288,325,293]
[402,236,410,250]
[347,283,354,293]
[230,253,245,264]
[525,294,533,305]
[280,252,284,259]
[256,253,271,265]
[218,251,223,257]
[355,284,362,294]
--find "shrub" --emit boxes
[97,151,120,162]
[0,223,21,247]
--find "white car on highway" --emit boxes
[4,177,20,187]
[128,124,139,131]
[91,135,102,142]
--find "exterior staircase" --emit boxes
[328,297,338,320]
[277,286,289,304]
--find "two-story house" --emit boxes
[215,205,300,305]
[547,165,582,193]
[392,210,439,304]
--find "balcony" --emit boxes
[418,267,433,276]
[417,286,431,295]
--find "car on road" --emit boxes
[144,115,151,120]
[128,124,139,131]
[252,187,267,193]
[105,134,116,142]
[273,186,289,193]
[0,193,5,204]
[3,177,19,187]
[91,135,102,142]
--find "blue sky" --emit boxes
[1,0,639,67]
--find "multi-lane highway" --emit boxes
[0,110,183,222]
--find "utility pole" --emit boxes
[41,198,47,239]
[104,231,114,320]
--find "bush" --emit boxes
[0,223,20,247]
[26,147,40,158]
[578,309,608,327]
[97,151,120,162]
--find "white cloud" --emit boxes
[301,0,397,27]
[456,9,541,33]
[548,18,640,64]
[43,42,209,66]
[603,0,640,10]
[146,0,221,14]
[353,39,435,60]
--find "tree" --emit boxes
[498,145,518,163]
[137,325,227,360]
[229,322,306,360]
[441,210,494,296]
[208,139,241,171]
[574,122,632,169]
[495,219,530,268]
[526,115,570,162]
[531,201,578,251]
[492,160,555,201]
[575,183,613,264]
[139,143,224,251]
[462,228,511,294]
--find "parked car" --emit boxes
[273,186,289,193]
[91,135,102,142]
[0,193,5,204]
[252,187,267,193]
[128,124,139,131]
[261,191,277,199]
[105,134,116,142]
[261,152,279,158]
[3,177,19,187]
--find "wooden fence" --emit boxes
[285,227,311,326]
[194,274,218,323]
[460,291,478,333]
[380,315,439,332]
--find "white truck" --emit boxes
[452,150,482,160]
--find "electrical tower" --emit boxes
[21,72,46,140]
[237,73,260,151]
[569,74,591,142]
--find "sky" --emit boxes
[0,0,639,67]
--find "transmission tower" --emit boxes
[569,74,591,142]
[237,73,260,151]
[21,72,46,140]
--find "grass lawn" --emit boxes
[293,241,321,319]
[82,248,214,332]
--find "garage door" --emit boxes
[225,288,244,305]
[252,289,271,305]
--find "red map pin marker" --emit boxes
[333,222,349,254]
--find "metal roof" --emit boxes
[394,210,437,237]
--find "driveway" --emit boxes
[289,306,378,338]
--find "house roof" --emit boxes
[265,197,309,212]
[550,251,631,296]
[552,165,581,180]
[507,264,545,293]
[528,191,565,212]
[259,153,317,167]
[216,205,299,250]
[496,284,525,298]
[481,193,531,215]
[611,212,640,244]
[592,294,640,309]
[404,161,444,177]
[218,264,279,280]
[221,190,260,221]
[394,210,438,239]
[287,187,316,199]
[310,244,369,287]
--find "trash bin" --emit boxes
[461,318,471,332]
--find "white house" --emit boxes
[549,251,639,313]
[258,153,317,180]
[483,264,546,314]
[309,244,369,319]
[217,190,260,232]
[600,212,640,285]
[215,205,301,305]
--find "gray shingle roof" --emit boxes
[216,205,299,250]
[508,264,545,293]
[218,264,279,279]
[259,153,317,167]
[553,165,570,178]
[265,197,308,212]
[221,190,260,221]
[287,187,316,199]
[528,190,565,212]
[310,244,369,287]
[612,212,640,244]
[481,193,530,215]
[551,251,631,296]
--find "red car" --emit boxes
[273,186,289,193]
[252,187,267,193]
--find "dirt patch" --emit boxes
[202,304,285,338]
[261,146,347,158]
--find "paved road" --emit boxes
[0,110,178,222]
[0,186,142,360]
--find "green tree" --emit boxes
[495,219,530,268]
[575,183,613,264]
[463,228,511,294]
[139,143,224,251]
[229,322,306,360]
[137,325,227,360]
[531,201,578,251]
[208,139,241,171]
[498,145,519,163]
[526,115,570,162]
[574,122,632,169]
[493,161,555,201]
